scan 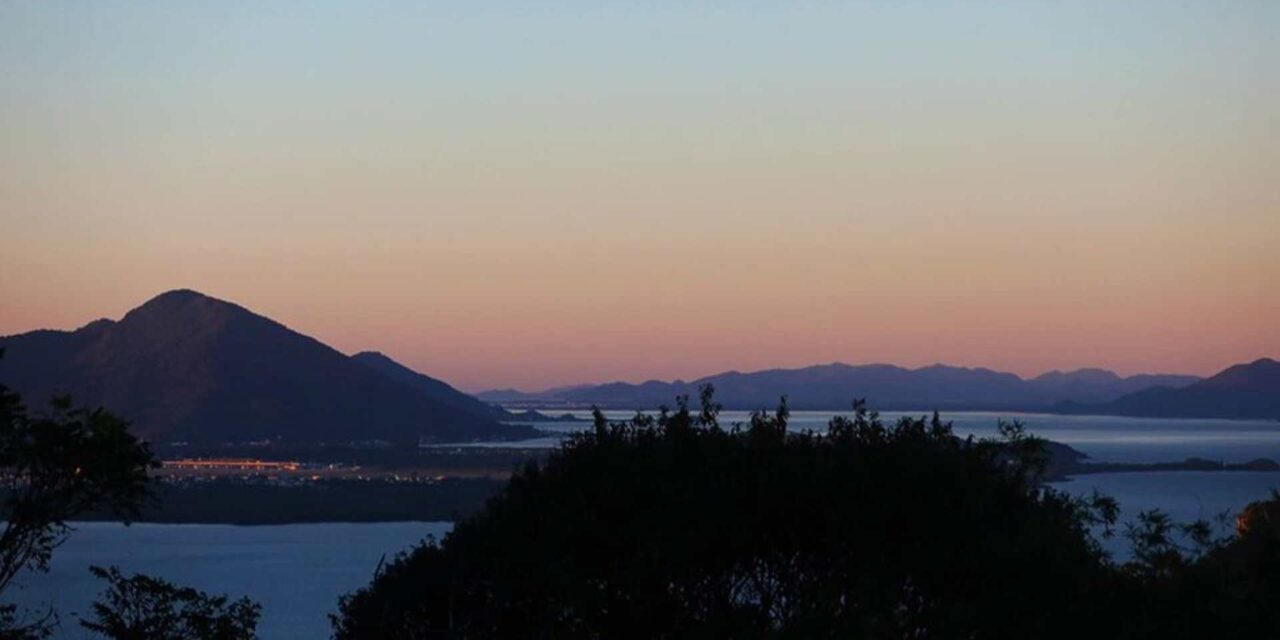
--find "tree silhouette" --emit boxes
[0,349,155,637]
[0,349,261,639]
[334,387,1128,639]
[81,566,260,640]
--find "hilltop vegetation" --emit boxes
[333,388,1280,638]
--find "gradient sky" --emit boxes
[1,2,1277,391]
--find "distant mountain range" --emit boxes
[485,359,1280,419]
[0,290,536,444]
[1055,358,1280,420]
[476,361,1273,418]
[2,290,1273,434]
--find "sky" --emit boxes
[1,2,1277,391]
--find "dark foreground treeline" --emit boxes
[332,390,1280,640]
[78,446,1280,526]
[3,366,1279,639]
[76,457,1280,526]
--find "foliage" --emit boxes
[0,349,155,638]
[81,566,260,640]
[334,388,1130,639]
[1106,491,1280,638]
[0,604,53,640]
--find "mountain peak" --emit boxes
[1033,368,1121,384]
[121,289,256,329]
[1198,357,1280,392]
[130,288,217,311]
[78,318,116,332]
[0,290,530,443]
[1063,357,1280,419]
[138,288,219,308]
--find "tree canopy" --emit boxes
[335,388,1280,638]
[81,566,260,640]
[0,349,261,639]
[334,389,1144,639]
[0,349,155,637]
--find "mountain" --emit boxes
[1058,358,1280,419]
[1027,369,1201,404]
[351,350,508,422]
[353,352,583,423]
[476,385,594,405]
[0,290,536,444]
[482,362,1201,412]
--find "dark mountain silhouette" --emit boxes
[1027,368,1200,404]
[1057,358,1280,419]
[476,385,594,405]
[0,290,536,444]
[353,352,581,423]
[352,351,508,422]
[479,363,1200,411]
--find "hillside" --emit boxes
[352,350,510,421]
[481,363,1200,411]
[0,290,536,444]
[1057,358,1280,419]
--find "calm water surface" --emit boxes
[498,410,1280,463]
[8,522,451,640]
[10,473,1280,639]
[1052,471,1280,557]
[9,413,1280,639]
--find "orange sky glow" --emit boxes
[2,3,1276,390]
